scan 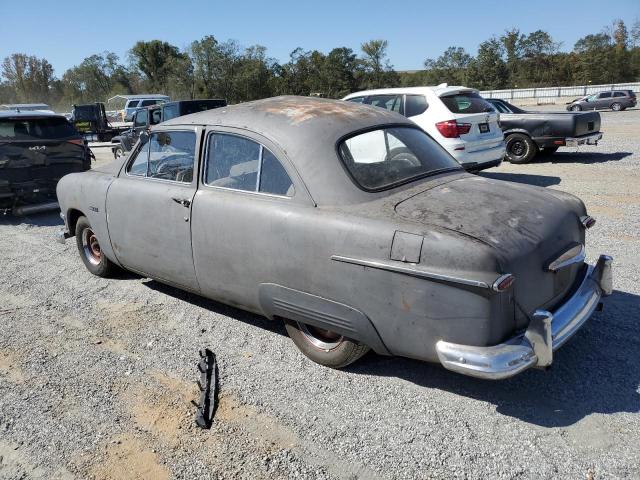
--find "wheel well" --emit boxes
[504,130,531,139]
[66,209,84,236]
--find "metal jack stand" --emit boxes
[193,348,218,429]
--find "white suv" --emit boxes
[343,85,505,171]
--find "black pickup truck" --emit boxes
[110,99,226,158]
[486,99,603,164]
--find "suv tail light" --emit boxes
[435,120,471,138]
[67,139,85,146]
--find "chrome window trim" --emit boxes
[202,130,294,199]
[331,255,490,289]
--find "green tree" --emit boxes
[467,39,508,89]
[360,39,397,89]
[129,40,190,93]
[1,53,55,104]
[423,46,472,85]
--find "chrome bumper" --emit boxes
[436,255,613,380]
[565,132,602,147]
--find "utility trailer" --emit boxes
[71,102,130,142]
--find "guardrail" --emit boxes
[480,82,640,102]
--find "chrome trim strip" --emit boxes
[547,244,586,272]
[436,254,612,380]
[330,255,490,289]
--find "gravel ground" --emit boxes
[1,108,639,480]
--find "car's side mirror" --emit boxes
[140,131,149,143]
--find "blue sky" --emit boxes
[0,0,638,76]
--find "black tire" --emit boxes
[75,216,117,277]
[542,146,559,155]
[611,102,622,111]
[570,105,581,111]
[505,133,538,164]
[283,319,370,369]
[113,145,125,160]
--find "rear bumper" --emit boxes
[565,132,603,147]
[449,143,506,170]
[436,254,613,380]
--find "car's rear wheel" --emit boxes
[283,319,370,368]
[571,105,581,111]
[611,102,622,111]
[75,216,117,277]
[505,133,537,164]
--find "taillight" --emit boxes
[492,274,516,292]
[435,120,471,138]
[67,139,84,146]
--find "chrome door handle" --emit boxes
[172,197,191,208]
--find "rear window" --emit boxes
[440,92,493,114]
[72,105,98,121]
[339,126,460,191]
[0,117,78,140]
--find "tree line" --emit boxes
[1,18,638,111]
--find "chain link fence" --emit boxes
[480,82,640,104]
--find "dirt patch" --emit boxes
[0,349,25,383]
[89,435,170,480]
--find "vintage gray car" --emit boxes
[56,96,612,379]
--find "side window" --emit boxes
[599,92,612,98]
[127,135,150,176]
[205,134,293,197]
[163,104,179,121]
[134,109,148,127]
[127,100,139,109]
[147,131,197,182]
[366,95,403,114]
[405,95,428,117]
[347,97,365,104]
[613,92,626,97]
[140,99,158,107]
[260,149,294,196]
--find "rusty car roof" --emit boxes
[162,96,422,205]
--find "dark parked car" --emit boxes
[0,110,91,214]
[110,99,227,158]
[56,96,612,379]
[566,90,636,111]
[487,98,602,164]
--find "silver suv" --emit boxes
[567,90,637,111]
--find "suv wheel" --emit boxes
[505,133,538,164]
[611,102,622,111]
[113,145,125,159]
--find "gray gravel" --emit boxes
[1,108,639,479]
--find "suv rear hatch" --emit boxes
[0,115,89,208]
[438,90,503,150]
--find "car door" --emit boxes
[596,92,612,109]
[106,127,201,291]
[190,128,312,312]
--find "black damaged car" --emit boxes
[0,110,91,215]
[486,98,603,164]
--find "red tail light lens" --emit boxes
[67,139,84,146]
[492,274,516,292]
[435,120,471,138]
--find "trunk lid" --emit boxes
[395,175,586,327]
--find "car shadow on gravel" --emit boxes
[142,279,288,337]
[0,210,62,227]
[479,172,561,187]
[349,290,640,428]
[536,151,632,164]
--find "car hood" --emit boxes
[395,175,585,256]
[92,158,125,176]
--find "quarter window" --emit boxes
[126,130,196,183]
[405,95,428,117]
[205,134,294,196]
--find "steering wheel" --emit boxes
[385,147,421,167]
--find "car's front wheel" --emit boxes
[284,319,370,368]
[113,145,125,160]
[611,102,622,111]
[571,105,581,111]
[505,133,538,164]
[75,216,117,277]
